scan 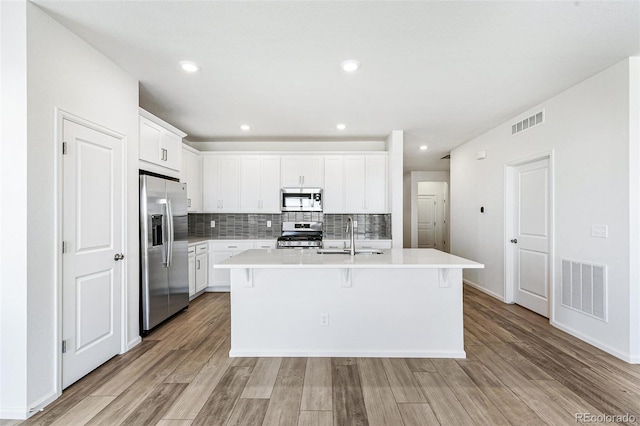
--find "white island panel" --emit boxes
[220,248,483,358]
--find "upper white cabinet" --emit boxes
[181,146,202,212]
[323,156,344,213]
[281,155,324,187]
[202,155,240,212]
[139,108,186,173]
[239,156,281,213]
[344,155,388,213]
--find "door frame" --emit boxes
[54,108,129,395]
[504,150,555,320]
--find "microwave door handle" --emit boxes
[167,199,173,267]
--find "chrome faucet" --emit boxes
[346,216,356,256]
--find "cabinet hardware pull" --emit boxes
[197,260,200,269]
[228,245,238,248]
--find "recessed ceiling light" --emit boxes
[240,124,251,131]
[420,145,428,150]
[336,124,346,130]
[179,61,199,73]
[341,60,360,73]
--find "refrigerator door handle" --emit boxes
[167,198,174,267]
[161,203,169,267]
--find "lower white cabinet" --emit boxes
[323,239,392,250]
[208,241,254,291]
[188,246,196,297]
[207,240,277,291]
[188,243,208,299]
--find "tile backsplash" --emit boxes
[188,213,391,240]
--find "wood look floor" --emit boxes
[12,286,640,426]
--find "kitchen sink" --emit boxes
[316,248,383,255]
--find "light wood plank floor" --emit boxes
[14,286,640,426]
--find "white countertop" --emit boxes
[215,248,484,269]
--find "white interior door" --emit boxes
[62,119,123,388]
[510,158,550,317]
[418,195,436,248]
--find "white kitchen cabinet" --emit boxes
[195,244,208,293]
[254,240,277,249]
[189,243,208,299]
[202,155,240,212]
[356,240,392,249]
[239,156,280,213]
[323,156,344,213]
[281,155,324,187]
[139,109,185,173]
[323,239,392,249]
[344,155,388,213]
[208,241,254,291]
[181,146,202,212]
[188,246,196,298]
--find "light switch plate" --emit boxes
[267,220,272,228]
[591,224,608,238]
[353,221,358,228]
[210,221,215,228]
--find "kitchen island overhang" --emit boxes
[216,248,484,358]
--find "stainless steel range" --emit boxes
[277,221,323,249]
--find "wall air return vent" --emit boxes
[561,259,607,321]
[511,110,544,135]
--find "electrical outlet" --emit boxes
[210,221,215,228]
[267,220,272,228]
[320,313,329,326]
[353,221,358,228]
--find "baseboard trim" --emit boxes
[206,285,230,292]
[550,319,633,363]
[0,408,30,420]
[127,336,142,352]
[229,349,466,359]
[463,279,505,302]
[6,389,61,420]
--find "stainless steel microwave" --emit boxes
[281,188,323,212]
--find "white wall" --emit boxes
[0,3,140,418]
[450,58,639,362]
[405,171,450,250]
[0,1,29,418]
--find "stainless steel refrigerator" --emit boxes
[140,174,189,333]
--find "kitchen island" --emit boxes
[216,248,483,358]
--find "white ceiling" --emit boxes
[32,1,640,172]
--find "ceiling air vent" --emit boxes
[511,110,544,135]
[441,154,450,160]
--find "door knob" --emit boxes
[510,239,518,244]
[114,253,125,261]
